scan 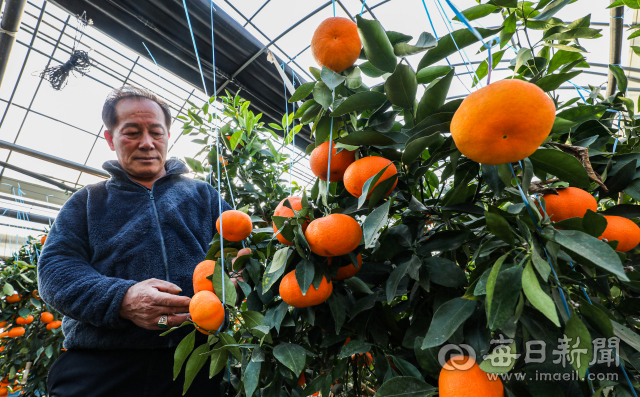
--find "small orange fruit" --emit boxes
[273,197,309,245]
[310,142,356,182]
[305,214,362,257]
[343,157,398,199]
[0,386,7,397]
[0,332,7,338]
[5,294,20,304]
[8,327,25,337]
[189,291,225,335]
[0,347,4,352]
[329,254,363,280]
[541,187,597,222]
[450,79,556,165]
[279,270,333,308]
[40,235,47,245]
[311,17,361,73]
[352,352,373,367]
[0,321,6,329]
[298,373,306,387]
[32,290,40,300]
[599,216,640,252]
[216,210,252,242]
[193,260,216,294]
[40,312,54,324]
[47,321,62,330]
[439,355,503,397]
[16,315,33,325]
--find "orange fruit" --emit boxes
[0,347,4,352]
[0,322,6,329]
[328,254,363,280]
[599,216,640,252]
[40,312,54,324]
[310,142,356,182]
[311,17,361,73]
[298,373,306,387]
[305,214,362,257]
[8,327,25,337]
[0,332,7,338]
[218,156,229,166]
[352,352,373,367]
[279,270,333,308]
[32,290,40,300]
[193,260,216,294]
[450,79,556,165]
[273,197,309,245]
[40,235,46,245]
[16,315,33,325]
[343,157,398,199]
[216,210,252,242]
[0,386,7,397]
[540,187,597,222]
[189,291,225,334]
[47,321,62,330]
[5,294,20,304]
[439,355,503,397]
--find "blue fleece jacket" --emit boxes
[37,159,232,350]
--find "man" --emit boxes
[38,86,233,396]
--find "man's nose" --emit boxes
[138,131,155,149]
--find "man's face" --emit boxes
[104,97,170,182]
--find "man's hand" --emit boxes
[119,278,191,330]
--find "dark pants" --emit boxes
[47,348,224,397]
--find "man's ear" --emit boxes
[104,129,116,151]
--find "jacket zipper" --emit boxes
[148,188,171,282]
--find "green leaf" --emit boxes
[313,81,333,109]
[387,260,410,303]
[243,360,261,397]
[330,91,387,117]
[338,129,399,147]
[273,343,307,376]
[364,199,391,248]
[418,28,501,70]
[211,262,237,305]
[609,64,628,93]
[631,46,640,56]
[612,321,640,353]
[601,204,640,219]
[553,229,628,281]
[338,340,372,359]
[522,262,560,327]
[479,341,518,373]
[386,31,413,45]
[360,61,387,78]
[267,248,289,274]
[485,212,516,246]
[548,50,584,74]
[393,32,437,57]
[174,331,196,380]
[296,259,315,296]
[473,50,506,87]
[345,67,362,89]
[384,64,417,109]
[3,283,14,296]
[543,43,587,53]
[402,133,442,165]
[578,298,613,338]
[321,66,346,91]
[294,99,318,119]
[544,27,602,41]
[531,246,551,281]
[357,15,397,73]
[358,164,393,209]
[500,12,517,48]
[289,82,315,103]
[375,377,436,397]
[535,71,582,92]
[513,48,533,77]
[453,4,498,22]
[183,343,209,394]
[416,69,454,123]
[582,209,608,238]
[487,266,523,330]
[533,0,573,20]
[390,356,424,380]
[425,257,468,288]
[416,66,452,84]
[209,348,228,377]
[528,149,590,189]
[422,298,476,349]
[565,315,592,379]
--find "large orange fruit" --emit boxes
[599,216,640,252]
[310,142,356,182]
[343,157,398,199]
[439,356,503,397]
[5,294,20,304]
[16,315,33,325]
[0,386,7,397]
[540,187,597,222]
[311,17,361,73]
[305,214,362,257]
[193,260,216,294]
[328,254,363,280]
[40,312,54,324]
[189,290,225,334]
[8,327,25,338]
[46,321,62,330]
[216,210,252,242]
[273,197,309,245]
[279,270,333,308]
[450,79,556,165]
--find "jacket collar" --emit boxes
[103,159,189,188]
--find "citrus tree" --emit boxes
[0,235,63,396]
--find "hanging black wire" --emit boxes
[38,11,94,91]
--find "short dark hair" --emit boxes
[102,85,172,131]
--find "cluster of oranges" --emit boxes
[0,310,59,342]
[0,377,20,397]
[541,187,640,251]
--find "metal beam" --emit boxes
[0,161,78,192]
[0,139,110,178]
[0,0,27,88]
[607,0,624,97]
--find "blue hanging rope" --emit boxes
[326,90,336,199]
[291,69,297,196]
[282,62,292,195]
[360,0,367,16]
[182,0,209,97]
